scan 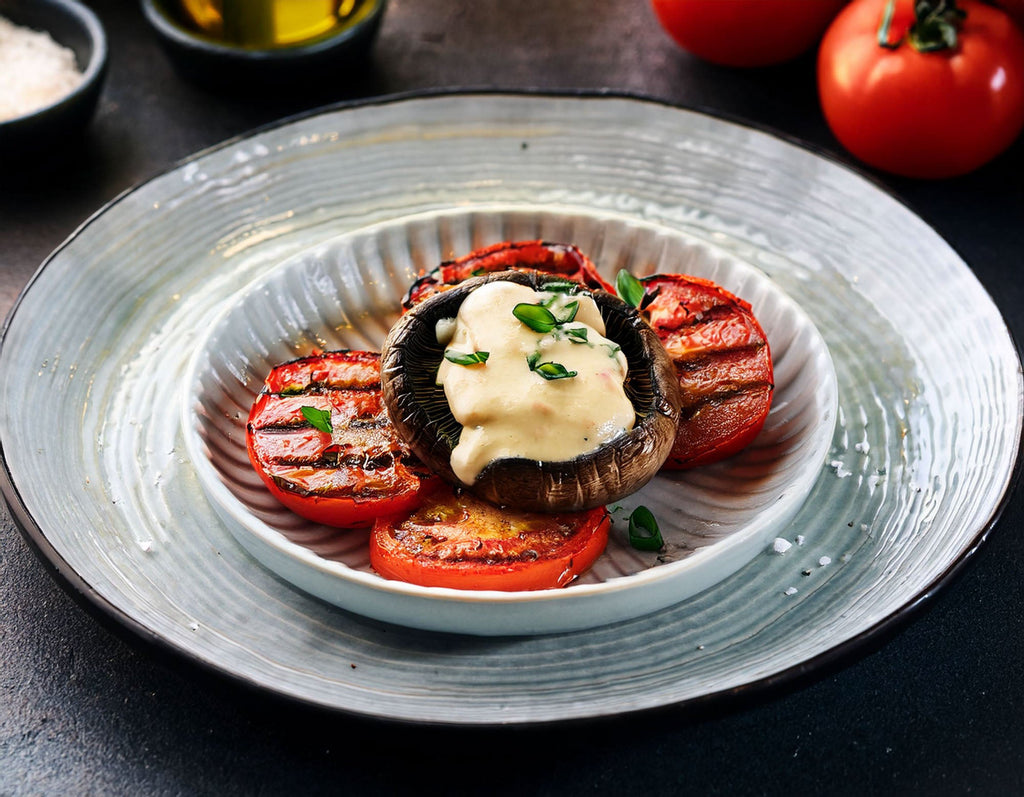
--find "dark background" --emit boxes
[2,1,1023,794]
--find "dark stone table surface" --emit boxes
[2,2,1023,794]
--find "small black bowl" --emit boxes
[140,0,386,91]
[0,0,107,158]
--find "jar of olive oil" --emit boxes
[178,0,370,48]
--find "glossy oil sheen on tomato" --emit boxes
[435,281,634,484]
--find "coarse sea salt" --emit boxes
[0,15,84,122]
[772,537,792,555]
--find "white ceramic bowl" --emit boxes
[183,208,838,635]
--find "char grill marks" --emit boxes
[247,351,433,499]
[644,280,773,409]
[640,274,774,469]
[660,304,773,415]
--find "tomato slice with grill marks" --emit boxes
[246,350,439,528]
[369,486,610,591]
[402,240,614,308]
[640,274,774,469]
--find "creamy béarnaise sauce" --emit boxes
[435,280,634,483]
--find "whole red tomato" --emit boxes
[651,0,848,67]
[818,0,1024,178]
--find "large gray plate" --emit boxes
[1,93,1020,725]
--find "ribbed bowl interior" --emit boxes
[183,209,836,636]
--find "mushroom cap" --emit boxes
[380,270,682,512]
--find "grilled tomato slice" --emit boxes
[640,273,774,469]
[246,350,438,528]
[403,239,614,308]
[369,485,610,591]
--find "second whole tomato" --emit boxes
[818,0,1024,178]
[650,0,848,67]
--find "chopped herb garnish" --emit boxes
[470,267,488,276]
[628,505,663,551]
[540,281,579,294]
[514,296,579,332]
[513,302,558,333]
[527,350,577,380]
[615,269,645,308]
[564,327,589,344]
[533,361,578,380]
[300,405,333,434]
[555,300,579,324]
[603,343,621,357]
[444,350,490,366]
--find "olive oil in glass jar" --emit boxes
[178,0,369,48]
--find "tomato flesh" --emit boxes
[641,274,773,469]
[246,350,438,528]
[403,240,613,308]
[370,486,610,591]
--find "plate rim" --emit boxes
[2,87,1022,725]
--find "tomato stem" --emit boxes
[877,0,900,48]
[877,0,965,53]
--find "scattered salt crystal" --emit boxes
[854,441,870,453]
[772,537,792,554]
[818,556,832,567]
[796,535,806,546]
[0,15,84,122]
[829,459,852,478]
[784,587,798,596]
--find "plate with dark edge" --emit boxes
[1,92,1019,724]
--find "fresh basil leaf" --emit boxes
[555,300,579,325]
[540,281,579,294]
[564,327,589,344]
[513,303,557,333]
[615,269,645,308]
[533,361,578,380]
[300,405,333,435]
[628,505,663,551]
[444,350,490,366]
